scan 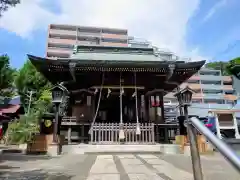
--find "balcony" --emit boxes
[101,42,128,47]
[224,95,238,101]
[189,75,200,81]
[223,85,233,91]
[201,84,223,90]
[199,75,223,81]
[192,93,204,99]
[180,83,201,90]
[203,94,224,99]
[101,33,128,40]
[48,38,76,45]
[49,29,77,36]
[77,31,101,38]
[223,76,232,83]
[46,48,72,57]
[188,103,234,117]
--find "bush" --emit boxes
[5,114,39,145]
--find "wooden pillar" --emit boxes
[67,126,71,144]
[144,95,150,122]
[160,93,165,123]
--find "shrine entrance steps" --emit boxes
[61,144,181,155]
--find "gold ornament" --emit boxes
[44,120,52,127]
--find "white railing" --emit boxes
[90,123,155,144]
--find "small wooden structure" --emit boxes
[175,135,214,154]
[27,134,64,154]
[210,109,240,139]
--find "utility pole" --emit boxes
[25,90,36,115]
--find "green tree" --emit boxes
[0,0,20,17]
[0,54,16,97]
[205,61,230,75]
[226,57,240,79]
[5,60,53,144]
[15,60,52,112]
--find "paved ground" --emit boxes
[0,153,239,180]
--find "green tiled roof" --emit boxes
[70,52,162,61]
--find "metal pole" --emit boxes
[177,87,183,116]
[190,117,240,172]
[184,105,203,180]
[119,72,125,140]
[27,90,33,115]
[53,103,59,143]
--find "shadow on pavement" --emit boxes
[0,154,52,162]
[0,169,73,180]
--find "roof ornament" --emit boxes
[94,88,98,95]
[107,88,111,98]
[166,64,176,81]
[69,62,76,82]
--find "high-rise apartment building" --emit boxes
[46,24,128,58]
[164,68,238,118]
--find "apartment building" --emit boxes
[46,24,128,58]
[164,68,238,117]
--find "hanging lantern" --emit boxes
[174,86,195,106]
[155,96,160,107]
[150,96,155,107]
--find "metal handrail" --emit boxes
[190,117,240,172]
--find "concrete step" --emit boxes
[63,144,182,155]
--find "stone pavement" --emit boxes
[0,153,239,180]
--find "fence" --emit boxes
[154,124,178,143]
[90,123,155,144]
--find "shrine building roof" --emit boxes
[28,45,206,92]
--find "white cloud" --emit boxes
[0,0,202,59]
[202,0,227,23]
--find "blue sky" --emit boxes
[0,0,239,68]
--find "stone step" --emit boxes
[63,144,182,155]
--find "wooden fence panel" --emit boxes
[90,123,155,144]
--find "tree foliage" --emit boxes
[205,61,230,75]
[5,114,39,144]
[5,60,53,144]
[0,54,16,97]
[225,57,240,79]
[14,60,52,111]
[0,0,20,17]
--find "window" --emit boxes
[102,29,127,35]
[101,38,127,44]
[201,80,221,85]
[51,25,76,31]
[192,100,201,103]
[225,91,234,95]
[78,28,101,34]
[49,34,76,40]
[199,71,220,76]
[187,80,200,84]
[202,90,223,94]
[223,81,232,85]
[48,43,73,49]
[204,99,224,104]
